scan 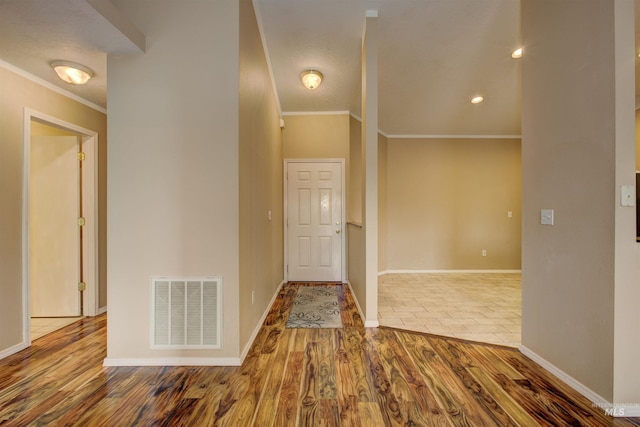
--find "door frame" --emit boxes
[284,159,346,283]
[22,108,99,344]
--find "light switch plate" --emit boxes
[620,186,636,207]
[541,209,554,225]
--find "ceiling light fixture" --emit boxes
[511,48,523,59]
[471,96,484,104]
[300,70,323,90]
[51,60,94,85]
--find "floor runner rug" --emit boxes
[286,285,343,329]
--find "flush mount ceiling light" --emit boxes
[511,48,523,59]
[51,60,94,85]
[300,70,323,90]
[471,96,484,104]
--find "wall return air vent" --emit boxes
[151,276,222,349]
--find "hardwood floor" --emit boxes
[1,282,638,426]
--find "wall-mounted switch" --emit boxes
[541,209,554,225]
[268,210,272,221]
[621,186,635,207]
[507,211,513,218]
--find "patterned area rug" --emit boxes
[286,286,343,329]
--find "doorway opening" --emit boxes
[22,109,99,344]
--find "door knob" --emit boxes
[336,228,341,234]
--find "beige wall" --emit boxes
[107,0,240,360]
[385,138,521,270]
[282,114,350,160]
[238,0,283,351]
[636,109,640,169]
[521,0,640,402]
[347,115,366,311]
[378,133,388,272]
[0,65,107,356]
[348,115,362,223]
[347,223,365,311]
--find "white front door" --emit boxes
[286,161,343,282]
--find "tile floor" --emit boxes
[378,272,521,347]
[30,317,82,341]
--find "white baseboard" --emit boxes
[102,281,286,368]
[240,280,285,363]
[345,281,378,327]
[103,357,241,367]
[379,269,522,276]
[98,306,107,315]
[519,345,640,418]
[0,341,28,361]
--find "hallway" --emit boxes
[1,282,635,425]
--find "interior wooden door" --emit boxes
[30,135,80,317]
[287,161,343,282]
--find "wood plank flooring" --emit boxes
[1,282,639,426]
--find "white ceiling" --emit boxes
[255,0,522,136]
[0,0,638,135]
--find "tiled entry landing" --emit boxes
[378,273,521,347]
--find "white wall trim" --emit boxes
[98,306,107,315]
[0,59,107,114]
[240,280,285,363]
[299,111,518,141]
[386,134,522,139]
[518,346,639,418]
[281,111,520,140]
[0,341,29,361]
[103,357,242,367]
[22,109,101,345]
[346,281,378,328]
[379,269,522,276]
[282,111,350,116]
[250,0,282,118]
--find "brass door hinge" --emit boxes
[78,217,86,226]
[78,282,86,291]
[77,152,86,161]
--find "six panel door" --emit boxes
[287,162,342,282]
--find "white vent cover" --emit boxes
[151,276,222,349]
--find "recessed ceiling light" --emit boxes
[471,96,484,104]
[511,48,523,59]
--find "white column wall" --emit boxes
[106,0,241,362]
